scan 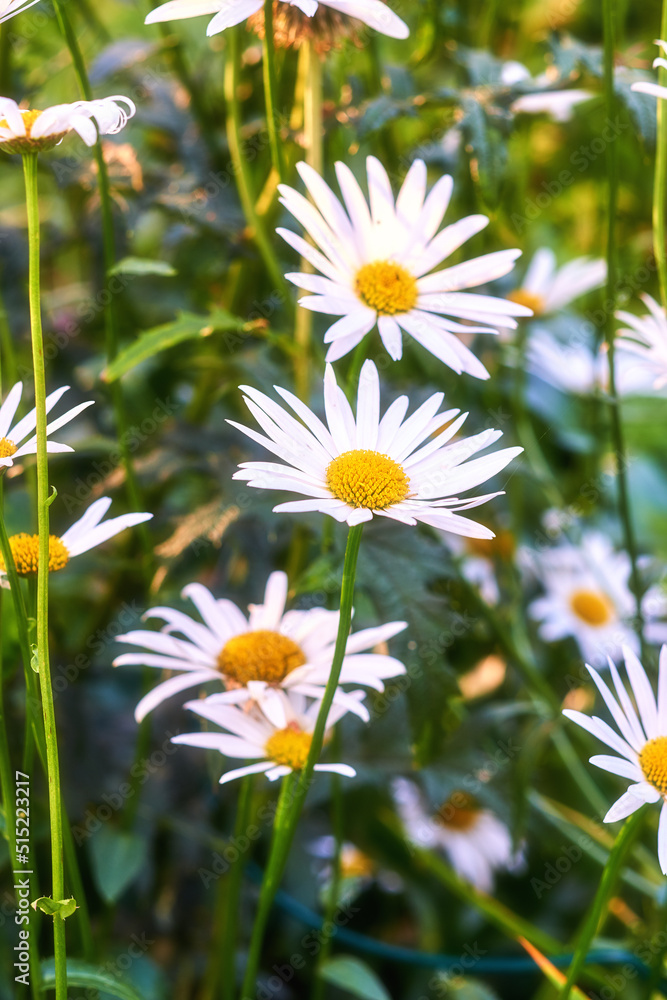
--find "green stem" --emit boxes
[312,730,344,1000]
[262,0,285,182]
[240,524,363,998]
[22,152,67,999]
[558,809,644,999]
[655,0,667,309]
[602,0,644,647]
[224,25,289,297]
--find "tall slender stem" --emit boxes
[225,25,289,296]
[240,524,363,999]
[602,0,644,646]
[655,0,667,309]
[22,153,67,999]
[262,0,285,182]
[312,729,343,1000]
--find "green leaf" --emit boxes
[103,308,251,382]
[108,256,177,277]
[87,827,147,904]
[40,958,145,1000]
[319,956,391,1000]
[32,897,77,918]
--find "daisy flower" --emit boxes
[230,359,523,536]
[0,0,39,22]
[526,532,666,665]
[525,328,653,397]
[114,569,406,722]
[506,247,606,319]
[172,689,359,785]
[392,778,524,893]
[564,646,667,873]
[631,40,667,101]
[0,382,93,472]
[144,0,409,40]
[277,157,531,374]
[0,96,135,155]
[617,294,667,390]
[0,497,153,577]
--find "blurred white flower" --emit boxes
[0,382,93,472]
[145,0,409,39]
[231,359,523,536]
[115,570,406,722]
[0,0,40,22]
[447,530,516,606]
[564,646,667,873]
[392,778,523,893]
[525,328,654,397]
[309,836,403,897]
[0,96,135,154]
[510,89,593,122]
[506,247,606,319]
[277,157,530,373]
[617,293,667,390]
[172,689,360,785]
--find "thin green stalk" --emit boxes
[22,152,67,1000]
[602,0,644,647]
[558,809,644,999]
[655,0,667,308]
[312,729,344,1000]
[240,524,363,999]
[262,0,285,182]
[203,775,254,1000]
[51,0,153,567]
[225,25,289,296]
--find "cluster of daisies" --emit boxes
[5,0,667,883]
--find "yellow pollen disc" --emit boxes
[265,726,313,770]
[569,589,614,627]
[640,737,667,795]
[217,629,306,685]
[326,449,410,510]
[0,438,17,460]
[508,289,545,315]
[355,260,418,316]
[435,791,481,831]
[0,534,69,576]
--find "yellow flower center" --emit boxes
[0,438,17,460]
[435,791,481,831]
[355,260,418,316]
[0,534,69,576]
[265,725,313,770]
[0,109,67,155]
[508,289,545,315]
[639,737,667,795]
[569,589,614,627]
[326,449,410,510]
[217,629,306,685]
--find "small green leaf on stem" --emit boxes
[32,897,78,919]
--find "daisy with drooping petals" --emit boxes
[0,498,153,577]
[617,294,667,390]
[114,569,406,722]
[0,96,135,154]
[230,360,523,536]
[0,382,93,472]
[506,247,606,319]
[172,689,360,785]
[392,778,524,893]
[564,646,667,873]
[145,0,408,40]
[631,40,667,101]
[277,157,531,374]
[0,0,39,22]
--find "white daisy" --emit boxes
[172,688,359,785]
[230,359,523,536]
[144,0,408,39]
[0,382,93,472]
[276,157,530,374]
[564,645,667,873]
[114,569,406,722]
[631,40,667,101]
[506,247,606,319]
[525,327,654,397]
[0,497,153,577]
[0,0,39,22]
[525,531,666,665]
[510,90,593,122]
[0,96,135,154]
[392,777,523,893]
[617,294,667,390]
